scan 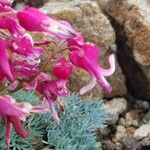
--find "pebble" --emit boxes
[104,98,127,124]
[125,111,140,127]
[134,123,150,140]
[120,137,140,150]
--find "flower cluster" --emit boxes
[0,0,115,145]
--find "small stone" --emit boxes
[97,127,111,139]
[140,136,150,146]
[102,140,116,150]
[115,142,123,150]
[125,111,140,127]
[134,123,150,140]
[121,137,141,150]
[104,98,127,124]
[115,125,127,142]
[119,117,126,126]
[142,110,150,123]
[126,127,136,137]
[135,100,149,112]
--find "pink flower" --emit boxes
[0,38,14,82]
[34,72,69,124]
[67,34,115,94]
[53,57,73,80]
[0,0,14,6]
[7,34,42,81]
[0,4,22,36]
[17,7,77,39]
[52,57,73,96]
[10,34,43,57]
[0,95,32,144]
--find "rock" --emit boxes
[140,137,150,147]
[119,117,126,126]
[115,142,123,150]
[126,127,136,137]
[96,0,110,10]
[114,126,135,142]
[105,0,150,100]
[121,137,141,150]
[142,110,150,123]
[97,127,111,140]
[40,0,127,98]
[125,111,140,127]
[25,0,48,7]
[104,98,127,124]
[134,123,150,140]
[106,0,150,66]
[115,125,127,142]
[102,140,116,150]
[134,100,149,112]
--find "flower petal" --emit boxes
[17,7,77,39]
[8,116,28,138]
[0,95,32,117]
[0,38,14,82]
[4,118,12,145]
[80,76,96,95]
[47,98,60,125]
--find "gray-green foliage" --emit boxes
[0,90,107,150]
[11,89,40,104]
[45,93,107,150]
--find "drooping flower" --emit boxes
[0,4,22,36]
[17,7,77,39]
[0,38,14,82]
[0,0,14,6]
[53,57,73,80]
[52,57,73,95]
[7,33,42,81]
[67,34,115,94]
[0,95,32,144]
[0,94,50,144]
[10,34,43,57]
[33,72,70,124]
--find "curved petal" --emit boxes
[98,54,115,77]
[96,74,112,93]
[80,76,96,95]
[8,116,28,138]
[0,38,14,82]
[0,95,32,117]
[4,118,12,145]
[47,98,60,125]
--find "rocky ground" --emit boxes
[14,0,150,150]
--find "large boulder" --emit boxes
[40,0,127,98]
[104,0,150,100]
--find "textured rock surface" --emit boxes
[125,111,140,127]
[106,0,150,65]
[134,123,150,140]
[104,98,127,124]
[40,0,127,98]
[105,0,150,100]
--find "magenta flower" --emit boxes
[0,4,22,36]
[10,34,43,57]
[0,38,14,82]
[0,0,14,6]
[17,7,77,39]
[67,34,115,94]
[53,57,73,80]
[0,95,32,144]
[34,72,70,124]
[53,57,72,94]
